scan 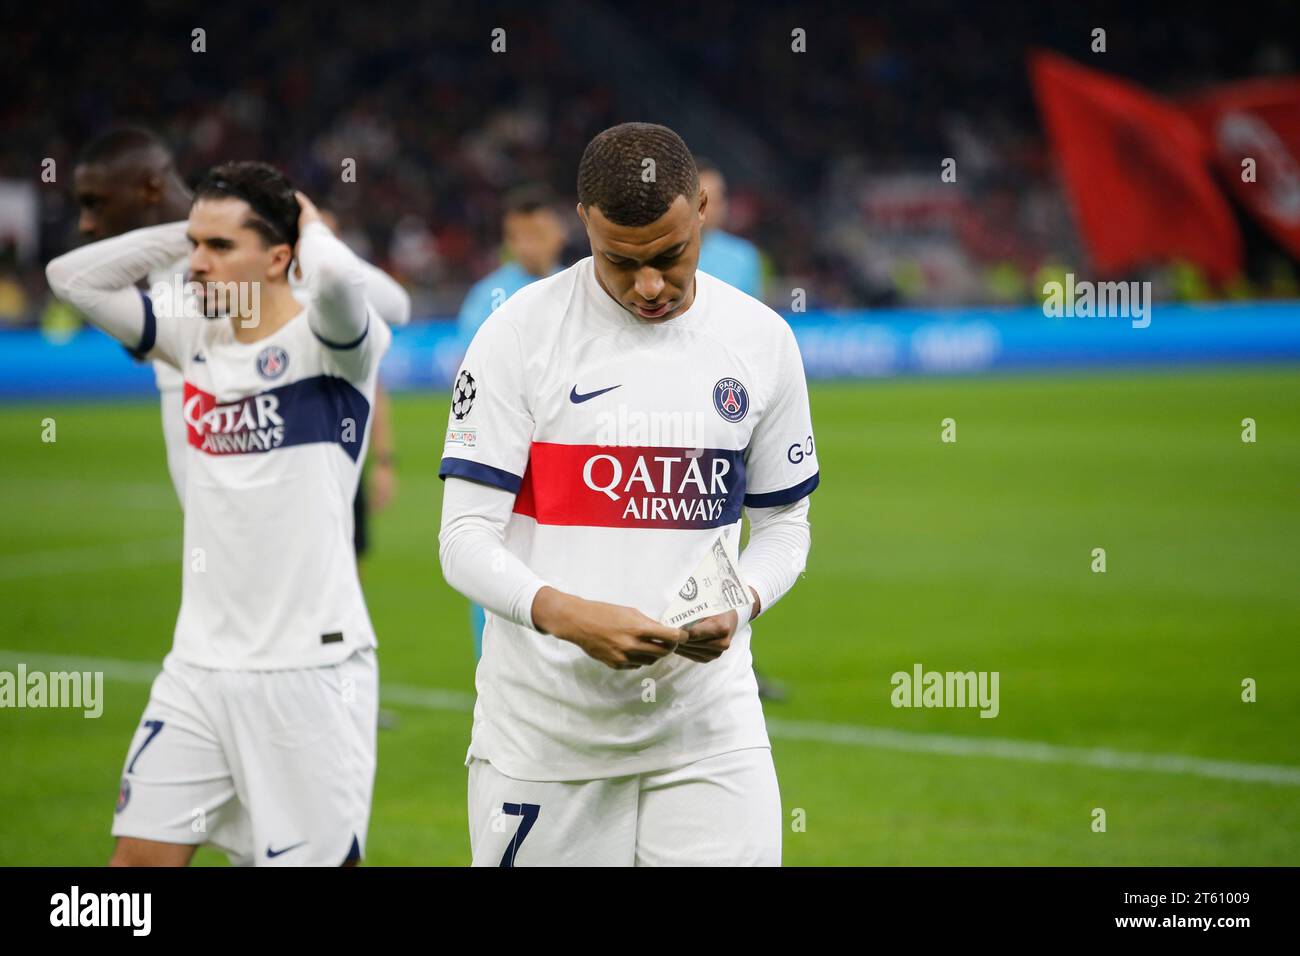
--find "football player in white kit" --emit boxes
[71,129,411,509]
[47,161,390,866]
[439,123,818,866]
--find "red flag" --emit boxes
[1030,50,1242,283]
[1186,78,1300,264]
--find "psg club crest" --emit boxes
[116,777,131,814]
[713,377,749,423]
[256,345,289,380]
[452,370,477,421]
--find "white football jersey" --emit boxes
[439,257,819,780]
[145,299,391,669]
[152,257,404,505]
[153,358,185,392]
[150,263,321,479]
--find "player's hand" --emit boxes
[674,609,738,663]
[675,588,761,663]
[531,588,688,670]
[295,191,324,232]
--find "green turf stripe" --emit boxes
[5,649,1297,788]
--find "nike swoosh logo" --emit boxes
[569,384,621,404]
[266,841,307,859]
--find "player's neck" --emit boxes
[230,282,302,344]
[160,198,191,223]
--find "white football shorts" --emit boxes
[467,746,781,866]
[111,647,377,866]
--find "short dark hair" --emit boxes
[193,161,300,253]
[577,123,699,227]
[77,126,173,170]
[695,157,721,178]
[502,184,557,217]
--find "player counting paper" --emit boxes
[661,529,752,628]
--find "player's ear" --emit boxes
[697,186,708,222]
[266,242,293,281]
[140,173,164,205]
[575,202,588,228]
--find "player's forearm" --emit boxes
[360,260,411,327]
[439,520,550,630]
[370,384,394,461]
[438,478,550,630]
[46,221,188,296]
[298,221,370,345]
[739,496,812,618]
[530,586,578,636]
[45,221,189,347]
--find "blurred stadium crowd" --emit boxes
[1,0,1297,327]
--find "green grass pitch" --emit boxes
[1,365,1297,865]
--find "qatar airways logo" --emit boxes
[184,385,285,454]
[581,451,732,523]
[514,443,745,529]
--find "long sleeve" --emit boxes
[45,221,191,362]
[439,475,551,630]
[298,221,371,347]
[740,495,812,618]
[360,259,411,327]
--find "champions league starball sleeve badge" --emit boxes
[659,526,751,629]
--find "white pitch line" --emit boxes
[762,718,1300,788]
[0,479,178,511]
[376,682,476,712]
[0,539,179,580]
[3,649,1298,788]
